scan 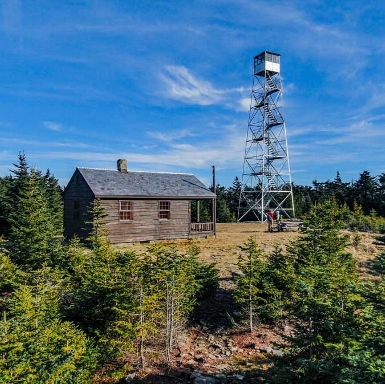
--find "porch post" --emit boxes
[213,198,216,237]
[197,200,200,222]
[212,165,216,237]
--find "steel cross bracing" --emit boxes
[238,60,295,222]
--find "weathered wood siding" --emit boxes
[63,170,94,239]
[101,199,190,243]
[63,169,215,243]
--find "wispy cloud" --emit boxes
[0,136,94,149]
[25,125,245,175]
[160,65,251,112]
[43,121,63,132]
[147,129,197,142]
[160,65,224,106]
[238,97,250,112]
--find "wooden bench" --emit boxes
[279,221,304,232]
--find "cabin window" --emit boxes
[119,200,133,221]
[159,201,171,220]
[73,200,80,220]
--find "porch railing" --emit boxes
[190,222,214,233]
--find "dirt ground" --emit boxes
[196,222,384,279]
[126,221,384,282]
[127,222,300,278]
[194,222,300,279]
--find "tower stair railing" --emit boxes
[266,76,278,92]
[266,173,278,190]
[265,137,279,157]
[263,105,276,122]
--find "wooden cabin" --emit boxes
[63,159,217,243]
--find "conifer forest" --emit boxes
[1,154,385,383]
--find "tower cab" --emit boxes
[254,51,281,76]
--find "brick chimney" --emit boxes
[117,159,128,173]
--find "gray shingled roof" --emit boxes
[77,167,216,199]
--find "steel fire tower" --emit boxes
[238,51,295,222]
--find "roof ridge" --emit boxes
[78,167,193,175]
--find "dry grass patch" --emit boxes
[121,223,385,283]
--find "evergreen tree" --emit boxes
[8,170,54,269]
[148,245,201,361]
[377,173,385,217]
[0,267,98,383]
[0,251,25,308]
[0,153,29,237]
[262,245,296,323]
[331,171,351,207]
[2,154,64,269]
[226,176,242,218]
[292,184,313,217]
[272,200,362,384]
[234,237,267,331]
[43,169,64,236]
[337,253,385,383]
[190,200,211,223]
[85,198,110,253]
[0,176,12,236]
[216,194,236,222]
[352,170,379,214]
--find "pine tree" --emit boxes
[85,198,111,255]
[0,267,98,383]
[227,176,242,218]
[234,237,267,332]
[0,153,29,237]
[0,176,13,236]
[8,170,54,269]
[262,245,296,323]
[3,154,64,269]
[148,245,198,362]
[352,170,379,215]
[271,200,362,384]
[337,253,385,383]
[43,169,64,236]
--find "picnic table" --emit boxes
[279,220,304,232]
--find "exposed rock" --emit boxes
[124,373,136,383]
[193,376,216,384]
[260,346,272,353]
[190,370,202,379]
[190,370,216,384]
[272,349,284,356]
[194,354,205,362]
[216,364,230,371]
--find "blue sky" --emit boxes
[1,0,385,188]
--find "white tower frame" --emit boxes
[238,51,295,222]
